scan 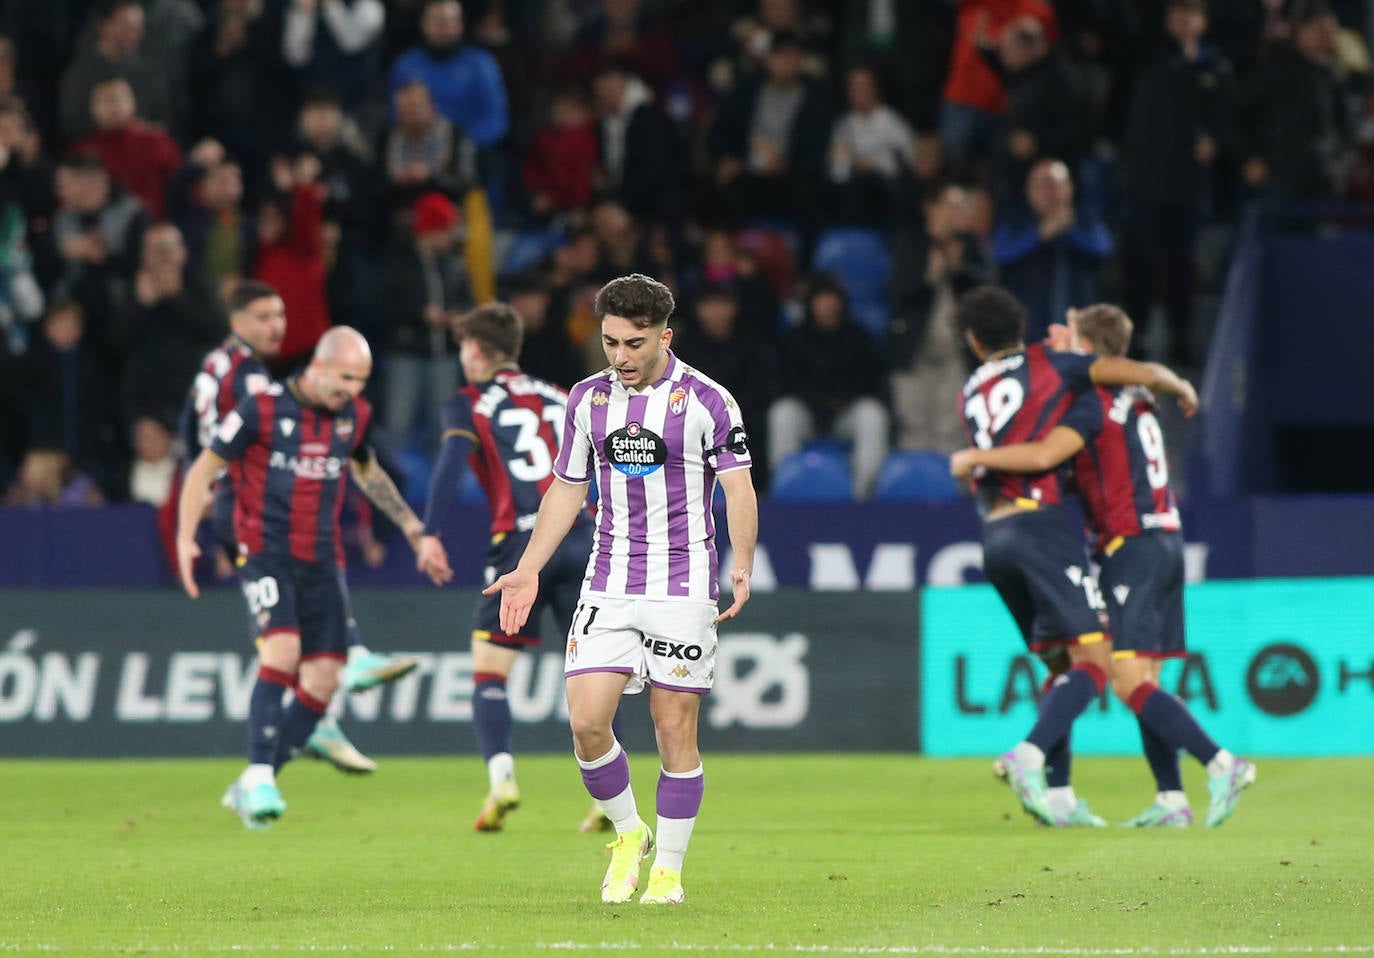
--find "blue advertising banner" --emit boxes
[921,577,1374,757]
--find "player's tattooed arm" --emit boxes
[350,452,425,548]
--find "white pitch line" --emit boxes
[3,944,1374,955]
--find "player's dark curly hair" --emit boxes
[456,303,524,360]
[593,273,675,329]
[956,285,1026,352]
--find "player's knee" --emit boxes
[1110,674,1140,704]
[569,713,613,753]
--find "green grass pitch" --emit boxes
[1,754,1371,956]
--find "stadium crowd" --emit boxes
[0,0,1371,508]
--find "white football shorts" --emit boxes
[563,595,718,694]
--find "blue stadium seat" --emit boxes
[873,450,962,502]
[769,448,853,502]
[500,226,566,276]
[811,227,892,340]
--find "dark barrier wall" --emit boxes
[4,494,1372,589]
[0,590,919,757]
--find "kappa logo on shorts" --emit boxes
[669,664,691,678]
[605,422,668,477]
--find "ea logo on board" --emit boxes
[1245,642,1319,716]
[605,422,667,477]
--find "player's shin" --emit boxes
[578,740,639,833]
[653,765,704,873]
[474,671,515,786]
[249,666,293,776]
[274,687,330,771]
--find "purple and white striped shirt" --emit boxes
[552,351,751,601]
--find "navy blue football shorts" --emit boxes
[1098,530,1186,660]
[981,507,1110,659]
[236,552,352,660]
[472,522,593,649]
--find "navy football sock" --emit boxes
[1136,715,1184,792]
[274,687,329,771]
[1129,683,1220,768]
[1043,734,1073,788]
[473,672,512,761]
[1026,663,1106,755]
[249,667,293,766]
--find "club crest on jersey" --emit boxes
[336,418,354,439]
[605,421,668,477]
[669,386,688,414]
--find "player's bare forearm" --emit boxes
[961,426,1085,475]
[515,477,589,575]
[1090,356,1197,416]
[351,456,424,541]
[177,450,225,546]
[718,469,757,575]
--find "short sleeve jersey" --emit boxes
[183,335,272,456]
[961,342,1097,509]
[209,379,373,566]
[552,351,750,602]
[1066,384,1182,552]
[441,365,585,535]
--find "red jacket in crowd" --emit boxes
[73,121,183,219]
[943,0,1058,115]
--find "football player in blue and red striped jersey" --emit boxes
[176,328,441,829]
[951,302,1255,827]
[951,286,1198,826]
[416,302,597,832]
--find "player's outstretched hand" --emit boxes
[482,569,538,635]
[416,534,453,586]
[1177,379,1199,418]
[177,537,202,599]
[715,568,751,623]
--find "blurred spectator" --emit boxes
[45,152,148,348]
[1234,1,1357,200]
[384,78,477,215]
[296,89,377,235]
[283,0,386,112]
[113,222,223,430]
[565,0,680,93]
[379,191,467,451]
[837,1,953,131]
[592,67,685,224]
[388,0,510,149]
[986,16,1094,200]
[0,35,47,136]
[767,276,890,500]
[1120,0,1232,367]
[0,96,54,228]
[939,0,1057,176]
[505,269,581,389]
[3,448,105,507]
[828,65,919,227]
[889,184,990,452]
[0,199,46,357]
[718,0,831,92]
[73,77,182,219]
[59,0,173,142]
[189,0,284,183]
[696,228,782,341]
[522,85,599,219]
[17,299,123,496]
[994,159,1112,343]
[253,154,330,370]
[674,284,776,487]
[712,31,833,234]
[167,138,252,299]
[127,414,179,507]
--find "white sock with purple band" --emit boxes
[577,740,639,833]
[654,764,704,873]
